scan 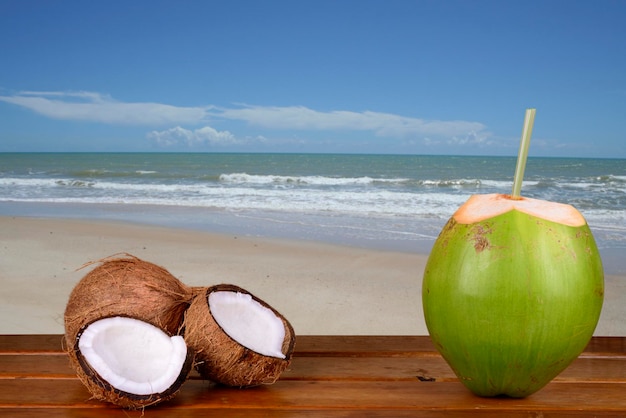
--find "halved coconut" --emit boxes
[70,316,193,409]
[64,254,193,350]
[183,284,296,387]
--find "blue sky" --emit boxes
[1,0,625,157]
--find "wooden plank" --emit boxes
[1,379,626,413]
[2,334,625,357]
[0,354,75,379]
[0,354,453,381]
[0,334,65,354]
[295,335,626,357]
[0,335,436,356]
[165,380,626,412]
[285,356,626,383]
[0,408,620,418]
[1,351,625,383]
[1,354,623,383]
[294,335,438,356]
[0,334,625,416]
[582,336,626,357]
[555,357,626,382]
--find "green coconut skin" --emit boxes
[422,208,604,398]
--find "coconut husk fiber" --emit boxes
[64,254,193,349]
[69,315,194,409]
[183,284,296,387]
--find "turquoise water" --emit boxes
[1,153,624,272]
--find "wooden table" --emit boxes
[1,335,625,417]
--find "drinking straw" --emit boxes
[511,108,536,199]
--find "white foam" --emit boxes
[219,172,407,186]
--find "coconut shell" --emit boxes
[64,254,193,350]
[183,284,296,387]
[69,315,194,409]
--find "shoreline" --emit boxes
[1,200,623,275]
[1,215,624,336]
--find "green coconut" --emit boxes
[422,193,604,397]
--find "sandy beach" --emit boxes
[1,215,624,336]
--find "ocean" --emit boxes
[1,152,625,273]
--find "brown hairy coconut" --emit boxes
[64,254,193,347]
[63,254,195,408]
[184,284,296,387]
[70,315,194,409]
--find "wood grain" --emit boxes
[0,335,624,416]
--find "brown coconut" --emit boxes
[183,284,296,387]
[70,315,194,409]
[64,254,193,348]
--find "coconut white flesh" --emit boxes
[78,317,187,396]
[454,193,586,227]
[209,291,286,358]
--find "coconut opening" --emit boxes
[208,291,286,358]
[78,317,188,396]
[454,193,586,226]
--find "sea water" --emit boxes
[1,153,624,273]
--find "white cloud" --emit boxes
[215,105,486,138]
[147,126,238,147]
[447,131,494,146]
[0,90,490,147]
[0,91,208,125]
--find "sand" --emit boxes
[1,215,624,336]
